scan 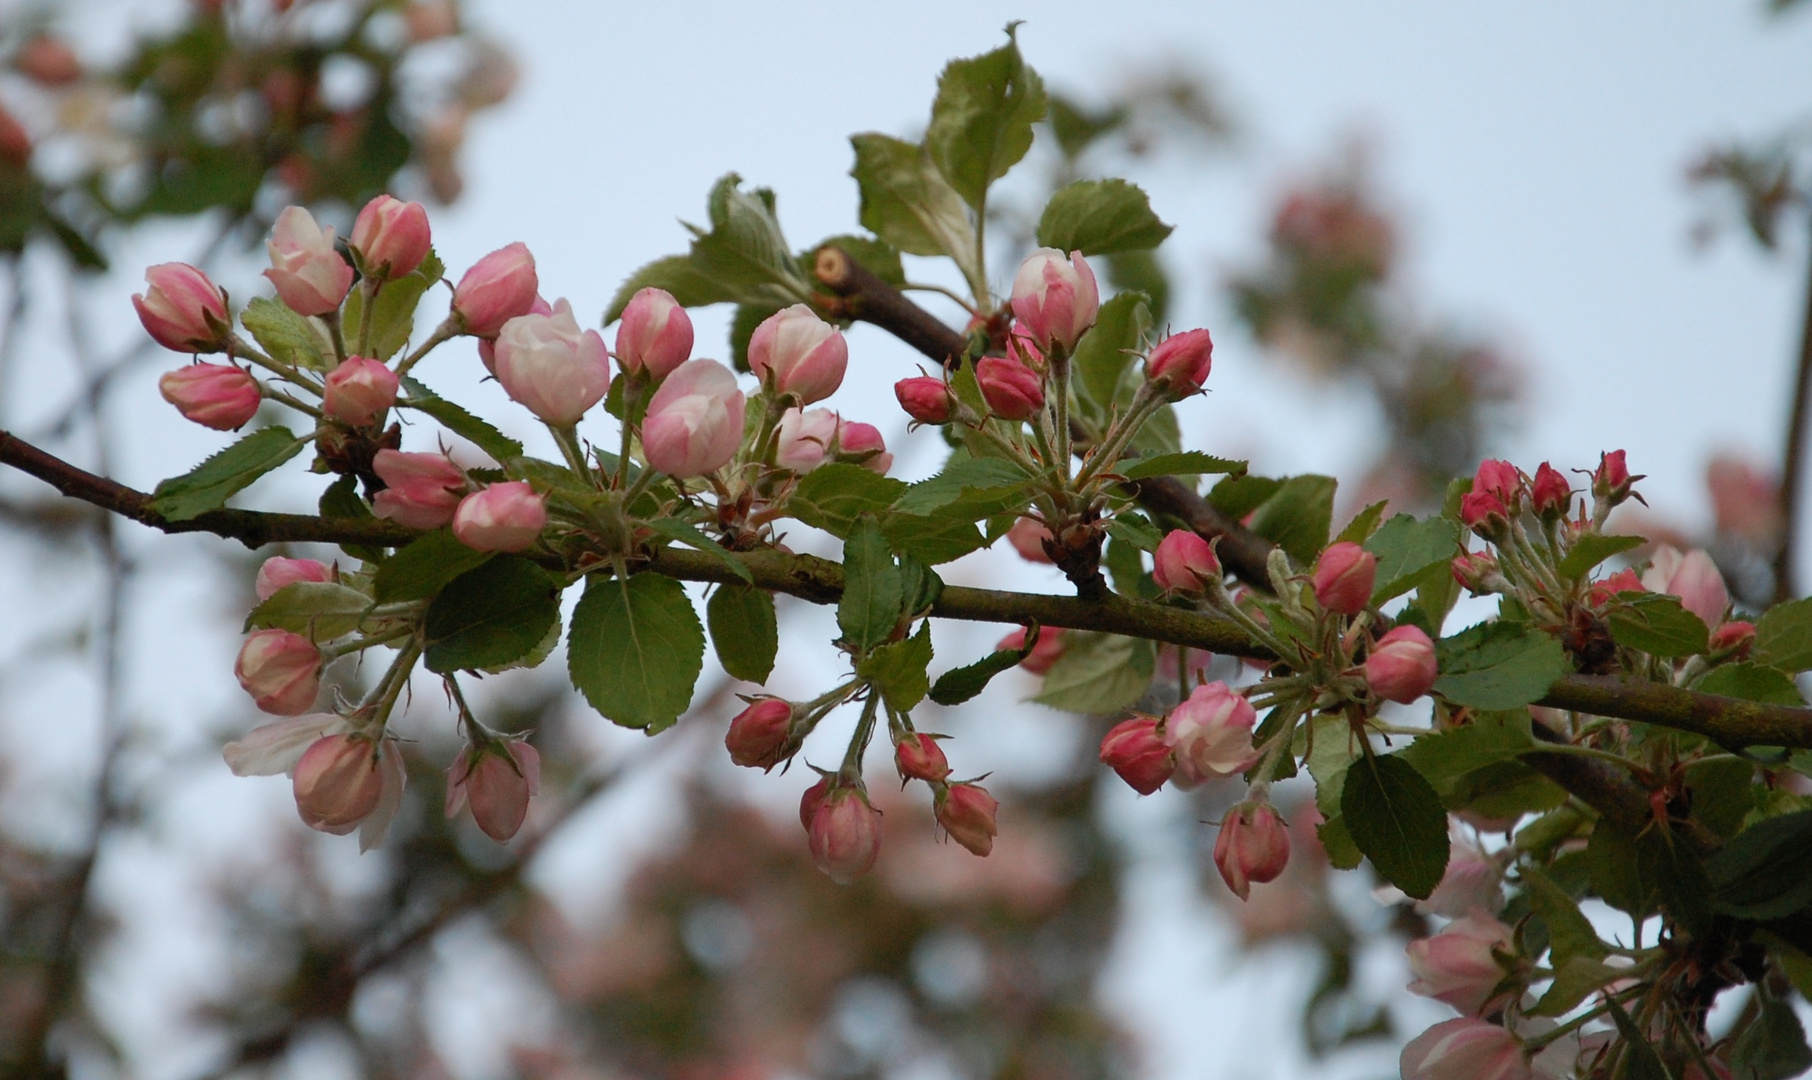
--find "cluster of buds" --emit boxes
[893,732,999,858]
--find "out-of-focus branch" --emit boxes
[1773,213,1812,601]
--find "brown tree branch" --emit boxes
[1772,213,1812,602]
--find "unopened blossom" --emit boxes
[349,194,431,280]
[1007,517,1054,564]
[1312,541,1376,616]
[997,625,1065,674]
[1153,529,1220,595]
[895,375,955,424]
[292,733,408,849]
[1642,546,1729,626]
[1365,625,1438,703]
[223,713,346,777]
[1165,681,1259,787]
[446,740,540,842]
[1145,328,1213,398]
[493,298,612,426]
[452,481,546,552]
[641,358,746,478]
[1400,1019,1529,1080]
[235,629,321,715]
[1709,620,1756,658]
[1451,550,1504,594]
[976,353,1044,420]
[264,206,354,317]
[159,363,260,430]
[1460,490,1510,540]
[805,783,883,884]
[1010,247,1100,351]
[1529,462,1570,520]
[371,449,466,529]
[1473,459,1522,510]
[135,264,231,353]
[322,356,398,427]
[895,733,950,783]
[1420,837,1505,918]
[748,305,847,404]
[478,295,551,374]
[832,421,891,474]
[725,699,794,771]
[614,287,693,380]
[1407,911,1516,1015]
[775,407,839,473]
[935,782,999,857]
[1592,449,1634,507]
[1588,567,1645,607]
[255,557,331,601]
[453,242,539,337]
[1215,802,1291,900]
[1099,717,1175,794]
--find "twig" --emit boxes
[1772,213,1812,602]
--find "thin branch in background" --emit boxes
[0,259,28,421]
[1772,211,1812,601]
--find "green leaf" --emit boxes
[1340,753,1450,900]
[1364,514,1461,604]
[838,515,903,654]
[892,457,1032,518]
[244,582,372,642]
[1104,248,1172,325]
[1604,997,1671,1080]
[643,517,753,584]
[1334,500,1389,546]
[319,473,371,520]
[929,636,1035,706]
[1317,815,1363,870]
[604,254,737,323]
[423,556,561,674]
[150,427,308,522]
[1035,178,1174,255]
[1209,473,1284,520]
[567,573,706,732]
[1399,710,1540,800]
[1031,631,1154,714]
[848,133,979,270]
[1729,983,1812,1080]
[1434,622,1569,710]
[727,302,781,373]
[1707,810,1812,920]
[1687,757,1757,840]
[858,621,934,712]
[925,24,1046,210]
[1606,593,1710,658]
[1529,956,1629,1018]
[1070,291,1151,426]
[1556,532,1645,580]
[398,377,523,463]
[788,464,907,538]
[1587,817,1715,928]
[1119,451,1247,482]
[373,528,493,603]
[1521,867,1608,968]
[683,174,813,308]
[707,584,778,684]
[1755,597,1812,673]
[1246,475,1336,564]
[1304,713,1359,817]
[1697,662,1807,706]
[1104,513,1163,552]
[239,296,329,372]
[882,513,990,566]
[342,250,443,361]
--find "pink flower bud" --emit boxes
[134,263,231,353]
[748,304,847,404]
[894,376,955,424]
[1406,911,1515,1015]
[614,287,694,380]
[1312,541,1376,615]
[1459,490,1510,540]
[1421,839,1505,918]
[350,194,431,280]
[1145,328,1213,398]
[641,358,746,478]
[1007,334,1045,372]
[452,481,546,552]
[1365,625,1438,704]
[806,784,883,884]
[1152,529,1220,595]
[1007,518,1054,564]
[292,734,385,834]
[1589,568,1646,607]
[1166,681,1259,786]
[831,421,891,474]
[1472,459,1522,510]
[477,295,552,374]
[1709,619,1756,658]
[895,733,950,783]
[1592,449,1634,507]
[1641,546,1729,626]
[725,698,794,770]
[264,206,354,317]
[446,740,540,842]
[936,782,999,857]
[1099,716,1176,794]
[799,776,830,832]
[1400,1019,1529,1080]
[322,356,398,427]
[159,363,260,430]
[371,449,466,529]
[774,407,839,473]
[1529,462,1570,520]
[493,299,612,425]
[234,629,321,715]
[1214,802,1290,900]
[255,557,331,601]
[997,625,1065,674]
[1451,551,1502,594]
[976,353,1044,421]
[453,242,539,337]
[1010,247,1100,351]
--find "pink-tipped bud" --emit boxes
[1400,1019,1529,1080]
[799,776,830,832]
[255,557,331,601]
[1100,716,1175,795]
[1406,911,1515,1015]
[1642,546,1730,627]
[1145,328,1213,399]
[1529,462,1570,520]
[895,733,950,783]
[1709,620,1756,658]
[748,304,848,404]
[349,194,431,280]
[725,698,794,770]
[371,449,466,529]
[1588,568,1646,607]
[775,407,839,474]
[477,295,552,374]
[1451,551,1503,594]
[895,376,956,424]
[452,481,546,552]
[642,358,747,478]
[453,242,539,337]
[1592,449,1634,508]
[936,782,999,857]
[1215,802,1291,900]
[1010,247,1100,351]
[614,287,694,380]
[493,299,612,425]
[1152,529,1221,595]
[447,740,540,842]
[1312,541,1377,615]
[1421,840,1507,918]
[1007,518,1054,564]
[159,363,260,430]
[1166,681,1259,786]
[1472,459,1522,511]
[134,263,230,353]
[322,356,398,427]
[1459,490,1510,541]
[806,784,883,884]
[264,206,354,317]
[1366,625,1439,704]
[997,625,1065,675]
[292,734,383,834]
[831,420,891,474]
[976,353,1044,421]
[235,629,321,715]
